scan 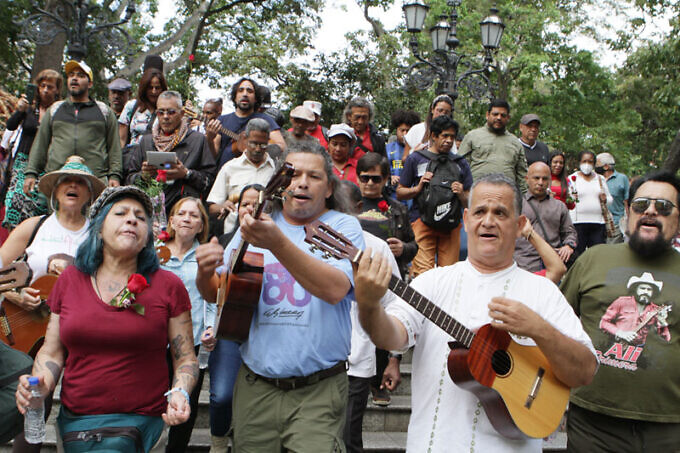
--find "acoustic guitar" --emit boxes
[214,163,295,342]
[303,220,570,440]
[183,107,248,155]
[0,262,58,357]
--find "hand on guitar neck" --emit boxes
[3,287,41,311]
[185,106,249,156]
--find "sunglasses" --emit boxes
[247,141,268,150]
[630,197,677,216]
[358,175,384,184]
[157,109,179,117]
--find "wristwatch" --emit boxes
[185,169,193,179]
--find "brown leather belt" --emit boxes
[246,361,347,391]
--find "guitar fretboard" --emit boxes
[388,275,475,348]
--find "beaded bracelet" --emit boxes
[164,387,190,405]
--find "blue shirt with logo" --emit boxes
[386,141,406,178]
[221,209,364,378]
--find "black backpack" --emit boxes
[415,149,463,231]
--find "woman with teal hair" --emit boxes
[16,186,198,452]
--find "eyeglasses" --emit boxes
[247,141,268,150]
[358,174,383,184]
[157,109,178,117]
[630,197,677,216]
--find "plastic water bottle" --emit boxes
[197,344,210,370]
[24,376,45,444]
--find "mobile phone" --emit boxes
[25,83,37,105]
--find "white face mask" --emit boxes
[580,163,593,175]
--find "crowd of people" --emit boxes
[0,55,678,453]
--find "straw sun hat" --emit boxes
[38,155,106,199]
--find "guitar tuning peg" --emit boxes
[309,245,318,253]
[323,252,332,259]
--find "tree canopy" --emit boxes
[2,0,680,175]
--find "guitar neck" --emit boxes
[633,306,668,334]
[386,272,475,348]
[186,111,239,140]
[230,196,268,273]
[302,218,475,347]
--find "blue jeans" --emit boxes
[208,339,242,436]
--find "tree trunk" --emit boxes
[662,129,680,174]
[30,0,69,79]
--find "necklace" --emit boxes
[93,271,125,303]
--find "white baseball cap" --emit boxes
[327,123,356,141]
[303,100,322,117]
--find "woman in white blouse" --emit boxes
[569,150,613,256]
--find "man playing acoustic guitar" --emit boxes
[196,143,364,452]
[354,173,597,452]
[206,77,286,169]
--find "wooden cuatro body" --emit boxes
[213,163,294,342]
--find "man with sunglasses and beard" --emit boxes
[561,170,680,452]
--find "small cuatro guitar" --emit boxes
[303,219,570,440]
[0,262,59,357]
[214,163,295,342]
[182,107,248,155]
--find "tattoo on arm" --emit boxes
[170,334,190,361]
[33,358,62,387]
[45,361,61,383]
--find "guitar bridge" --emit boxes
[524,367,545,409]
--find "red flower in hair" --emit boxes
[570,175,577,182]
[156,170,167,183]
[378,200,389,213]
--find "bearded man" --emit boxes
[561,170,680,452]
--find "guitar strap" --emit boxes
[27,215,48,248]
[16,215,49,263]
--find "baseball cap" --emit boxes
[520,114,541,125]
[597,152,615,166]
[107,78,132,92]
[327,123,356,141]
[303,100,322,117]
[290,106,315,122]
[64,60,94,81]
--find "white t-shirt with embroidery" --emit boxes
[387,260,596,453]
[348,232,400,378]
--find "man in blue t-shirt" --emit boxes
[206,77,285,169]
[196,144,364,452]
[397,115,472,276]
[386,110,420,187]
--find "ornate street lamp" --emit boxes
[20,0,136,61]
[403,1,505,110]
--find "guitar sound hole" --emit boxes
[491,350,512,377]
